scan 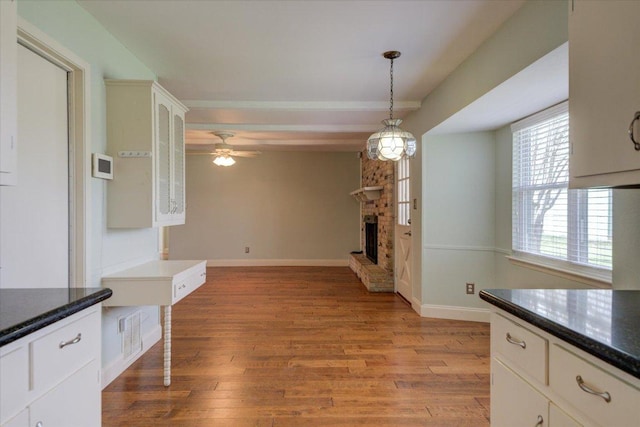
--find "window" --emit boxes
[512,102,612,279]
[397,156,410,226]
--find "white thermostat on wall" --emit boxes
[92,153,113,180]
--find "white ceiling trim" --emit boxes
[183,100,421,112]
[187,123,377,133]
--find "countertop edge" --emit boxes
[0,288,113,347]
[479,289,639,380]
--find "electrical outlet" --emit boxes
[245,246,250,254]
[466,282,475,294]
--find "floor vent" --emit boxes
[119,311,142,360]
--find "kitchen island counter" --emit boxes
[0,287,112,347]
[479,288,639,379]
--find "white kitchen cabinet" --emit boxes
[549,403,582,427]
[569,0,640,188]
[0,0,17,186]
[105,80,188,228]
[0,307,101,427]
[491,358,548,427]
[29,360,100,427]
[489,309,639,427]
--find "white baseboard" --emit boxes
[206,259,349,267]
[101,324,162,389]
[419,303,490,323]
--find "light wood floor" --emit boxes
[102,267,490,426]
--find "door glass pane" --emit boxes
[397,157,410,226]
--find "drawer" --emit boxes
[174,279,189,302]
[0,345,28,425]
[173,263,206,303]
[31,308,100,393]
[491,313,548,384]
[549,344,639,427]
[185,265,206,294]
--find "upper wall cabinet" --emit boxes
[106,80,188,228]
[0,0,17,186]
[569,0,640,188]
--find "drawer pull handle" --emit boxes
[59,333,82,349]
[534,415,544,427]
[576,375,611,403]
[505,332,526,349]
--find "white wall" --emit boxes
[400,0,574,317]
[170,151,360,265]
[612,189,640,289]
[16,1,162,383]
[422,132,496,309]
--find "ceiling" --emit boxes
[78,0,527,152]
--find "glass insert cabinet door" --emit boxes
[156,97,171,219]
[173,114,185,216]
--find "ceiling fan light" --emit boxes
[213,155,236,167]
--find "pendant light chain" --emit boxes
[389,57,394,120]
[366,50,416,161]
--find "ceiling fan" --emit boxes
[188,131,260,166]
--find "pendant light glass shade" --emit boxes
[367,51,416,161]
[367,119,416,161]
[213,155,236,166]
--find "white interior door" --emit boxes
[395,157,412,301]
[396,223,412,299]
[0,44,69,287]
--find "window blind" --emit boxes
[512,101,612,273]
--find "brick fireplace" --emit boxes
[349,151,394,292]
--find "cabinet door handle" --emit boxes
[505,332,526,349]
[629,111,640,151]
[59,333,82,349]
[534,415,544,427]
[576,375,611,403]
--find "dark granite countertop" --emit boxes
[0,287,112,347]
[479,289,640,379]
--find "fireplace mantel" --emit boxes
[350,186,383,202]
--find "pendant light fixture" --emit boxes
[367,51,416,161]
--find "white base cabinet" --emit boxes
[489,310,639,427]
[0,307,101,427]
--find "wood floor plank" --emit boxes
[103,266,490,426]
